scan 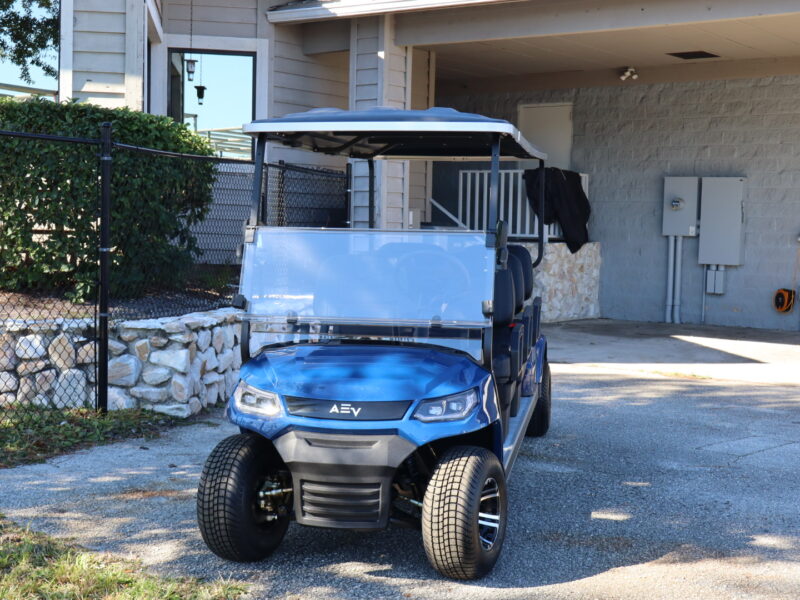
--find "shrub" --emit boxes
[0,98,215,301]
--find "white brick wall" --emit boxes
[440,75,800,330]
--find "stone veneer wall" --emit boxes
[522,242,601,322]
[107,308,243,417]
[0,319,96,408]
[1,308,244,418]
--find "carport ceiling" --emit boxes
[429,15,800,79]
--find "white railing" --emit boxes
[456,169,564,240]
[197,127,252,159]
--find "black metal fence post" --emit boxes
[367,158,375,228]
[345,162,353,226]
[97,122,112,413]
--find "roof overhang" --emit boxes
[243,107,546,160]
[267,0,523,24]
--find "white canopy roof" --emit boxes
[243,107,547,160]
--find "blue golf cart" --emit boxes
[196,107,552,580]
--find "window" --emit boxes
[167,50,255,158]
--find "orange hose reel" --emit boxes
[774,288,796,313]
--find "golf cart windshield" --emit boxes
[241,228,494,328]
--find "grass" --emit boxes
[0,515,245,599]
[0,408,193,469]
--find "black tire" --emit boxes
[526,361,551,437]
[421,446,508,580]
[197,433,289,562]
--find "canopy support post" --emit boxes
[249,133,267,226]
[532,158,546,268]
[368,158,376,228]
[488,133,500,232]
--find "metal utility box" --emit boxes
[662,177,699,236]
[698,177,745,266]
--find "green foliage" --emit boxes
[0,98,216,301]
[0,1,58,83]
[0,514,247,599]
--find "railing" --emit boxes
[197,127,252,158]
[456,169,564,240]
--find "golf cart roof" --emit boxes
[243,107,547,160]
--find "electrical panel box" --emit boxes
[698,177,745,266]
[662,177,699,236]
[706,268,726,294]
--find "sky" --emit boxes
[0,56,57,95]
[0,2,58,96]
[179,52,254,132]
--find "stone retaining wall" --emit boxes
[522,241,601,322]
[107,308,243,418]
[0,319,96,409]
[1,308,244,418]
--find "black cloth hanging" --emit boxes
[523,167,591,254]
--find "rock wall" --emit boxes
[0,318,96,408]
[521,242,601,322]
[107,308,243,418]
[1,308,244,418]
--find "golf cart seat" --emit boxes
[508,244,535,354]
[492,266,526,432]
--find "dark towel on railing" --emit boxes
[523,167,590,254]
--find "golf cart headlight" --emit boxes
[413,389,479,422]
[233,381,283,417]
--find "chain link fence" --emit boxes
[1,125,349,428]
[109,153,349,322]
[0,131,101,428]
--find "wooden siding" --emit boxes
[163,0,259,38]
[268,23,349,167]
[72,0,127,106]
[408,48,433,223]
[272,25,349,116]
[349,16,409,229]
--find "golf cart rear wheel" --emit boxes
[421,446,507,580]
[197,433,289,562]
[526,361,551,437]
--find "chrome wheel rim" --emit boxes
[478,477,501,550]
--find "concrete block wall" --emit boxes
[440,75,800,330]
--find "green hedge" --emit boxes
[0,98,215,301]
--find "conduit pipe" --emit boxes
[665,235,675,323]
[672,235,684,324]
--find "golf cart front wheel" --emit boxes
[197,433,290,562]
[421,446,508,580]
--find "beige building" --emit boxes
[58,0,800,330]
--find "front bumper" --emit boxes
[273,429,416,529]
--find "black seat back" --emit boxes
[507,253,525,315]
[508,245,533,301]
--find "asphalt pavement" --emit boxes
[2,359,799,599]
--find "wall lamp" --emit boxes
[619,66,639,81]
[186,58,197,81]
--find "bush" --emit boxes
[0,98,215,301]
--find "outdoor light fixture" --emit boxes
[195,85,206,105]
[186,58,197,81]
[619,66,639,81]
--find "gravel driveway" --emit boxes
[2,364,799,599]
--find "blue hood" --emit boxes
[240,344,488,402]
